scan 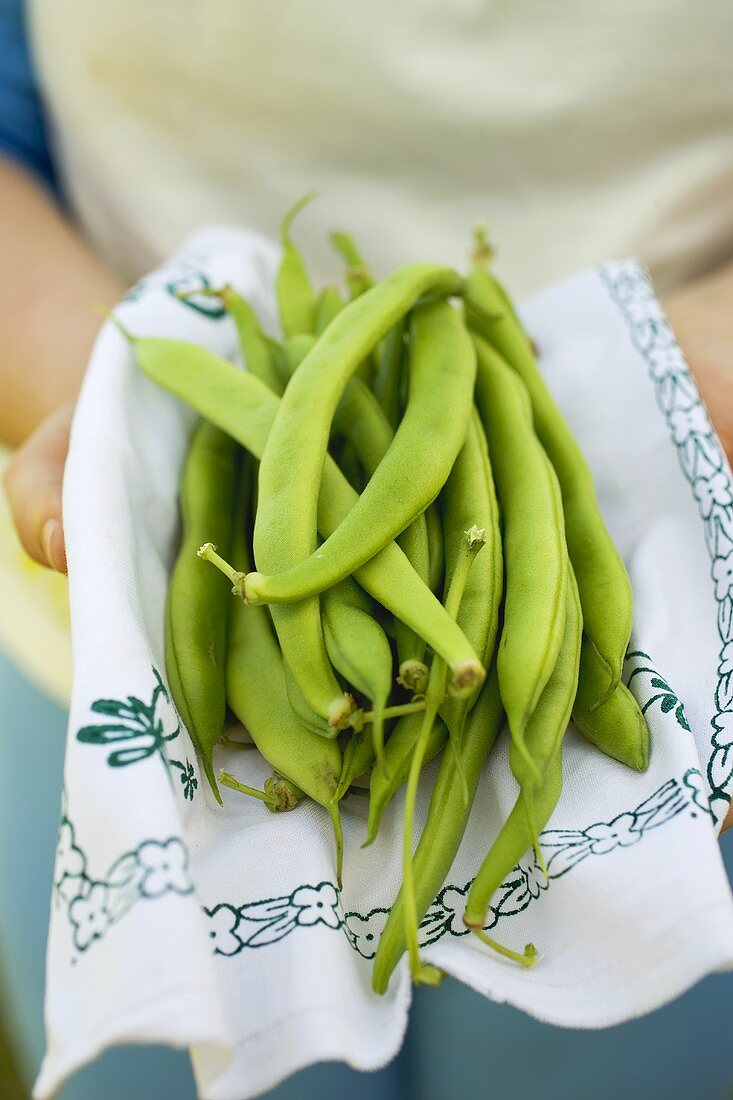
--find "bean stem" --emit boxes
[198,543,247,600]
[471,928,538,969]
[219,770,276,808]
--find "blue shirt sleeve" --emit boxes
[0,0,57,190]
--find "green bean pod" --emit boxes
[330,230,374,300]
[281,328,430,701]
[465,266,633,703]
[372,671,504,994]
[128,335,483,690]
[250,263,462,613]
[365,712,448,846]
[425,502,445,596]
[322,577,393,770]
[573,641,649,771]
[275,193,318,338]
[226,492,344,884]
[372,319,405,429]
[394,518,430,693]
[164,421,238,803]
[463,565,582,935]
[315,285,343,334]
[247,297,475,605]
[283,326,431,694]
[474,336,568,777]
[217,286,283,395]
[440,409,503,747]
[335,729,378,801]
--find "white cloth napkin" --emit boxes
[35,228,733,1100]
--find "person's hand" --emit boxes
[3,399,74,573]
[664,262,733,833]
[0,157,124,576]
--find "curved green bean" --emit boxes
[128,333,484,691]
[249,264,462,606]
[330,230,374,300]
[247,298,475,605]
[276,194,318,338]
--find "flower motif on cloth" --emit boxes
[694,471,733,519]
[292,884,341,929]
[602,261,733,814]
[522,857,549,899]
[584,814,640,855]
[138,838,193,898]
[712,554,733,602]
[54,820,86,903]
[206,905,244,956]
[344,910,389,959]
[69,883,110,951]
[668,404,710,446]
[437,885,472,937]
[712,711,733,750]
[718,641,733,678]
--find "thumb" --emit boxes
[3,400,74,573]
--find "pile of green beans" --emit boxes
[126,202,648,991]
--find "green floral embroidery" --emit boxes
[122,263,225,318]
[55,811,194,954]
[199,767,708,961]
[76,667,199,801]
[627,650,691,731]
[601,261,733,819]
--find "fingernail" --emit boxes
[41,518,61,570]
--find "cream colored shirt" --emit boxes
[10,0,733,702]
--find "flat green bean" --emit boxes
[315,285,343,334]
[474,337,568,778]
[440,409,503,757]
[322,577,393,771]
[463,565,582,943]
[225,484,344,883]
[372,319,405,429]
[399,526,485,986]
[465,265,633,703]
[218,286,283,395]
[165,420,238,803]
[573,643,649,771]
